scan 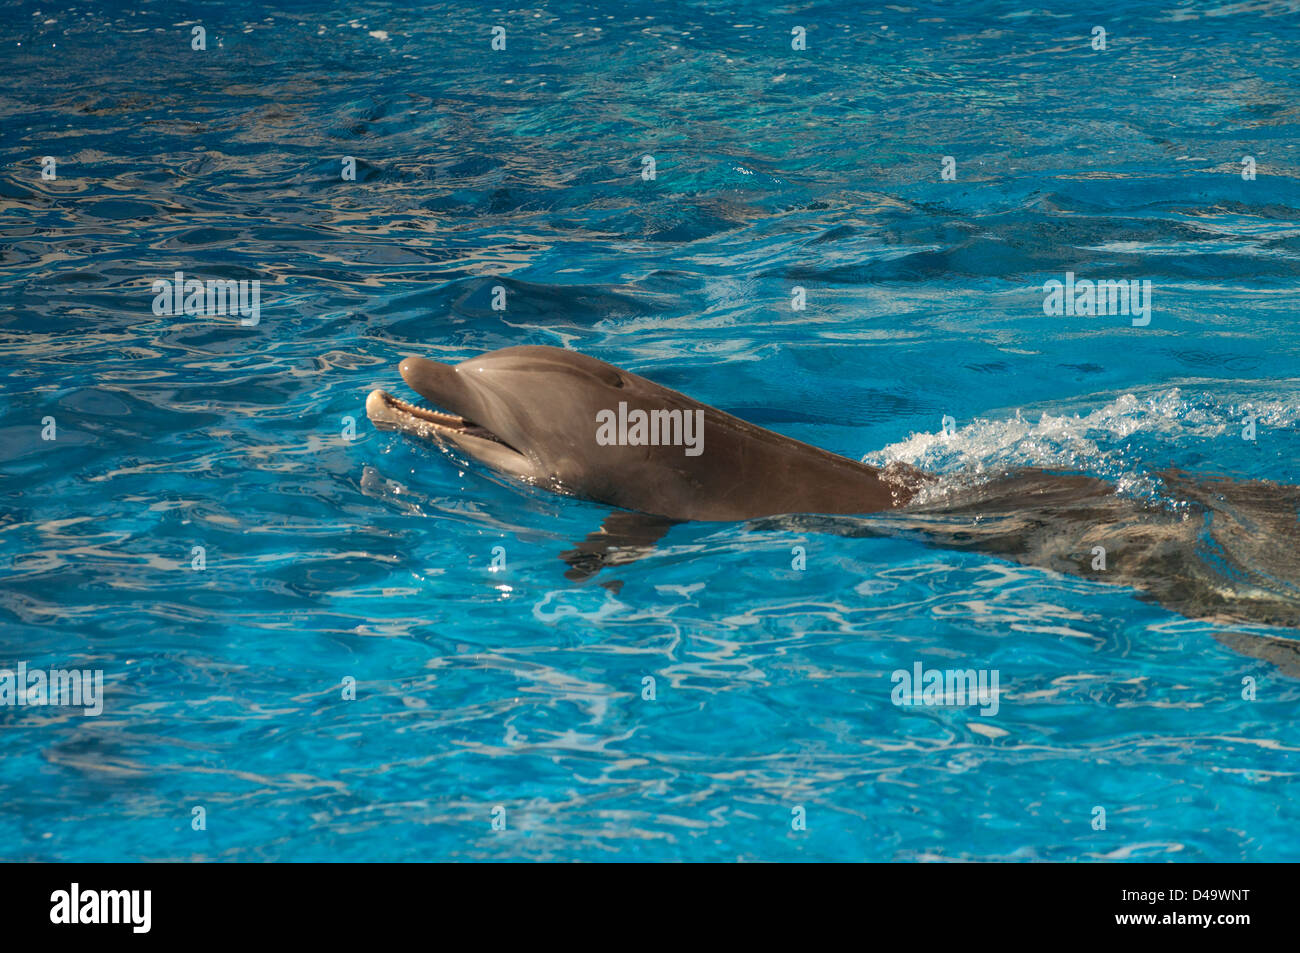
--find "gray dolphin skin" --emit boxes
[367,345,1300,636]
[366,345,930,521]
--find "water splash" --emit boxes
[864,384,1300,506]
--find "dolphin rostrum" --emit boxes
[366,345,1300,636]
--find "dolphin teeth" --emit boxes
[379,392,465,428]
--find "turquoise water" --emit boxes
[2,0,1299,861]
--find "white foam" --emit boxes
[862,384,1299,504]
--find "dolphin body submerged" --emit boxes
[366,345,1300,648]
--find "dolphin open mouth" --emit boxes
[364,388,523,454]
[365,356,534,479]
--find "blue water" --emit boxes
[3,0,1299,862]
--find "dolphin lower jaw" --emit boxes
[366,388,467,433]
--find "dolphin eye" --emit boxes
[587,366,623,388]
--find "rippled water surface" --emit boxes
[2,0,1300,861]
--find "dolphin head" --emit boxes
[366,345,663,497]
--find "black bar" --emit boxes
[1,863,1286,940]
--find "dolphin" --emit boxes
[366,345,1300,633]
[365,345,931,521]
